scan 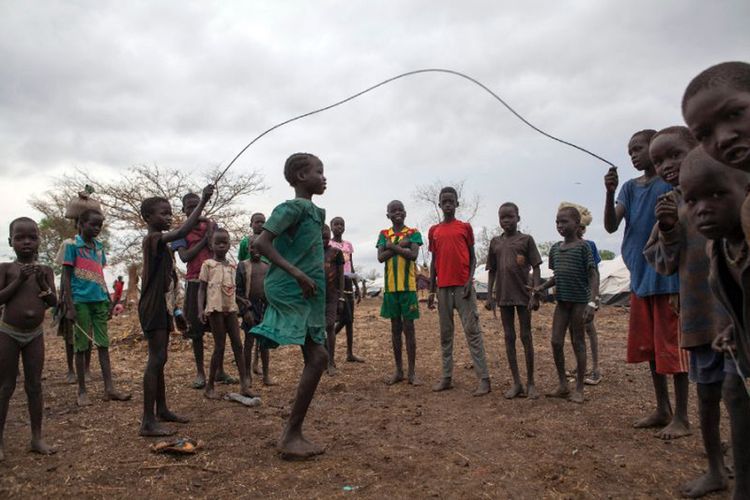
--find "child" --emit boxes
[62,209,130,406]
[238,213,266,262]
[172,193,233,390]
[0,218,57,460]
[603,130,688,438]
[112,276,124,305]
[323,224,345,376]
[680,148,750,500]
[251,152,328,459]
[485,202,542,399]
[428,187,491,396]
[331,216,365,363]
[198,228,253,400]
[644,126,731,497]
[236,234,273,386]
[578,224,602,385]
[377,200,423,386]
[533,206,597,404]
[138,184,213,437]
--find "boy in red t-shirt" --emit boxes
[428,187,491,396]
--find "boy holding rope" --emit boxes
[62,209,130,407]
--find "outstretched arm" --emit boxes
[161,185,214,244]
[604,168,625,233]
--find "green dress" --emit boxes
[251,198,327,348]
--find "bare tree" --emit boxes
[475,225,502,266]
[412,179,480,228]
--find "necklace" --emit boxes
[723,240,748,267]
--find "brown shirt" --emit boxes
[199,259,238,313]
[486,232,543,306]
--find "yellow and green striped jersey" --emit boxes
[376,226,423,292]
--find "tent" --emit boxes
[598,255,630,306]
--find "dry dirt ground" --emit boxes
[0,299,734,499]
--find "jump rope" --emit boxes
[209,68,749,392]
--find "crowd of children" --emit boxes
[1,60,749,497]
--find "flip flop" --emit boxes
[224,393,262,407]
[216,374,239,385]
[150,438,203,455]
[584,375,602,386]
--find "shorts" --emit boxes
[689,344,725,385]
[627,293,688,374]
[73,301,110,353]
[184,280,209,340]
[380,291,420,320]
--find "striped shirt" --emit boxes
[548,241,594,303]
[376,226,423,292]
[63,234,108,303]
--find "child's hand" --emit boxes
[292,270,317,298]
[655,194,679,231]
[65,306,77,322]
[463,280,473,299]
[201,184,215,203]
[18,264,36,281]
[604,167,619,193]
[712,329,734,353]
[485,298,496,311]
[528,295,540,311]
[584,304,596,322]
[398,238,411,248]
[427,292,436,310]
[200,311,208,324]
[35,267,49,289]
[175,314,188,333]
[243,311,255,325]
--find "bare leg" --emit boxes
[243,330,254,386]
[568,303,587,404]
[0,332,21,461]
[517,306,537,398]
[278,337,327,460]
[75,350,91,407]
[98,348,130,401]
[64,340,75,384]
[657,373,691,439]
[326,320,337,376]
[260,348,273,385]
[584,316,601,383]
[253,343,262,375]
[500,306,523,399]
[205,313,225,400]
[633,360,673,428]
[547,304,571,398]
[225,313,256,398]
[724,373,750,500]
[345,322,364,362]
[386,318,404,384]
[681,381,726,497]
[84,347,92,380]
[140,329,176,436]
[404,319,421,385]
[191,335,206,388]
[20,335,54,455]
[156,340,188,423]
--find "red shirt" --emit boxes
[428,219,474,288]
[172,222,212,280]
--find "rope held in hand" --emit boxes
[214,68,618,183]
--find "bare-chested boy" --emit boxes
[236,234,273,387]
[238,212,267,375]
[0,218,57,460]
[323,224,345,376]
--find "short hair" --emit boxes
[558,206,581,223]
[652,125,698,149]
[284,153,319,186]
[140,196,169,220]
[499,202,519,215]
[322,223,331,232]
[250,212,265,221]
[682,62,750,112]
[182,192,199,206]
[330,216,344,224]
[631,129,657,143]
[212,227,229,239]
[387,199,404,210]
[79,208,103,224]
[9,217,37,235]
[439,186,458,201]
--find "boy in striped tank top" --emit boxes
[377,200,423,386]
[533,206,597,404]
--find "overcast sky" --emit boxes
[1,1,748,276]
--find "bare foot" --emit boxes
[77,392,92,407]
[386,372,404,386]
[204,387,221,400]
[408,374,423,386]
[568,390,584,404]
[526,384,539,400]
[240,387,260,398]
[157,410,190,424]
[655,417,691,440]
[680,471,728,498]
[263,376,276,386]
[633,410,672,429]
[30,439,56,456]
[278,433,325,460]
[432,378,453,392]
[104,390,132,402]
[504,383,525,399]
[65,372,76,384]
[139,422,176,437]
[346,354,365,363]
[546,385,570,399]
[253,363,262,376]
[327,365,338,377]
[473,378,491,397]
[216,373,239,385]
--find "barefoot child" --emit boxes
[62,209,130,406]
[0,218,57,461]
[533,206,597,404]
[428,186,491,396]
[680,148,750,500]
[198,228,253,400]
[644,127,730,497]
[331,216,365,363]
[485,202,542,399]
[377,200,423,386]
[138,184,213,436]
[323,225,345,375]
[236,234,273,387]
[604,130,689,437]
[238,212,268,375]
[251,152,329,459]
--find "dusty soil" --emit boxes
[0,299,733,499]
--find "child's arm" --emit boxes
[61,266,76,320]
[428,257,437,309]
[463,244,477,298]
[254,229,317,298]
[36,266,57,308]
[584,265,598,321]
[161,185,214,244]
[0,263,36,305]
[604,167,625,233]
[643,196,682,276]
[235,264,253,324]
[177,233,209,263]
[197,280,208,324]
[486,268,496,311]
[528,264,542,310]
[350,254,361,303]
[337,256,345,302]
